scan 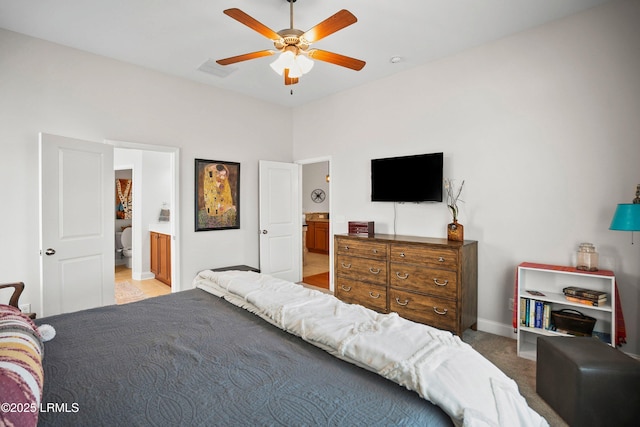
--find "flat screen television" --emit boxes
[371,152,443,202]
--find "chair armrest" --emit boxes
[0,282,25,309]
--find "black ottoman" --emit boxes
[536,336,640,427]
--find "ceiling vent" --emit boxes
[197,59,237,78]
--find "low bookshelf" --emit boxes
[516,262,615,361]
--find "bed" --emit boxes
[24,270,546,426]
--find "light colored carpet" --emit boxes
[115,281,146,305]
[462,329,568,427]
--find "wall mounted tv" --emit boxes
[371,152,443,202]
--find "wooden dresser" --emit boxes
[334,233,478,336]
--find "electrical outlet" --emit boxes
[508,298,514,311]
[19,303,31,313]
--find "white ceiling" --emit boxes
[0,0,611,108]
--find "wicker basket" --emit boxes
[551,309,596,336]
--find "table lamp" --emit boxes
[609,184,640,243]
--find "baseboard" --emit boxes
[476,317,517,340]
[133,271,155,281]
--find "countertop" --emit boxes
[305,212,329,223]
[149,222,172,235]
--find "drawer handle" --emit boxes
[399,252,406,257]
[395,297,409,306]
[372,249,378,254]
[369,267,381,274]
[433,278,449,286]
[438,257,445,263]
[341,263,352,269]
[433,307,448,315]
[344,246,350,251]
[396,272,409,280]
[369,292,381,299]
[341,285,352,292]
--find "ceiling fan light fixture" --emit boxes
[270,49,314,78]
[217,4,364,86]
[296,54,314,73]
[270,50,294,75]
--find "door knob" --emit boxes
[45,248,56,256]
[261,230,268,234]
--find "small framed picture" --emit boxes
[194,158,240,231]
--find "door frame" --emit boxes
[297,156,332,291]
[107,139,181,292]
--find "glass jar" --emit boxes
[576,243,599,271]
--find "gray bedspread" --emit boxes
[37,289,452,426]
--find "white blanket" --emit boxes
[193,270,548,427]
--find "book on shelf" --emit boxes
[543,303,551,330]
[565,295,606,306]
[520,297,552,329]
[520,298,532,327]
[534,300,544,328]
[528,298,535,328]
[562,286,607,300]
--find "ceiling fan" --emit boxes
[216,0,366,86]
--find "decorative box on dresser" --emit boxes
[334,233,478,336]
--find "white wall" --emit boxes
[137,150,172,276]
[0,28,292,314]
[302,161,330,213]
[293,0,640,355]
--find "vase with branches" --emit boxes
[444,179,465,241]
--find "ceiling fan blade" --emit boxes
[284,69,299,86]
[302,10,357,44]
[308,49,366,71]
[216,50,275,66]
[223,8,281,40]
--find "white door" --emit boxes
[259,160,301,282]
[39,133,114,316]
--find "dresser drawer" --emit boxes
[389,289,457,332]
[335,278,387,312]
[335,238,387,260]
[389,263,457,299]
[390,244,458,270]
[336,255,387,285]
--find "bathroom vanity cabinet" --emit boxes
[150,231,171,286]
[306,221,330,254]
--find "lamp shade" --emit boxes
[609,203,640,231]
[270,50,314,78]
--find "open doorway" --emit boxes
[113,166,169,304]
[112,142,179,303]
[301,160,331,290]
